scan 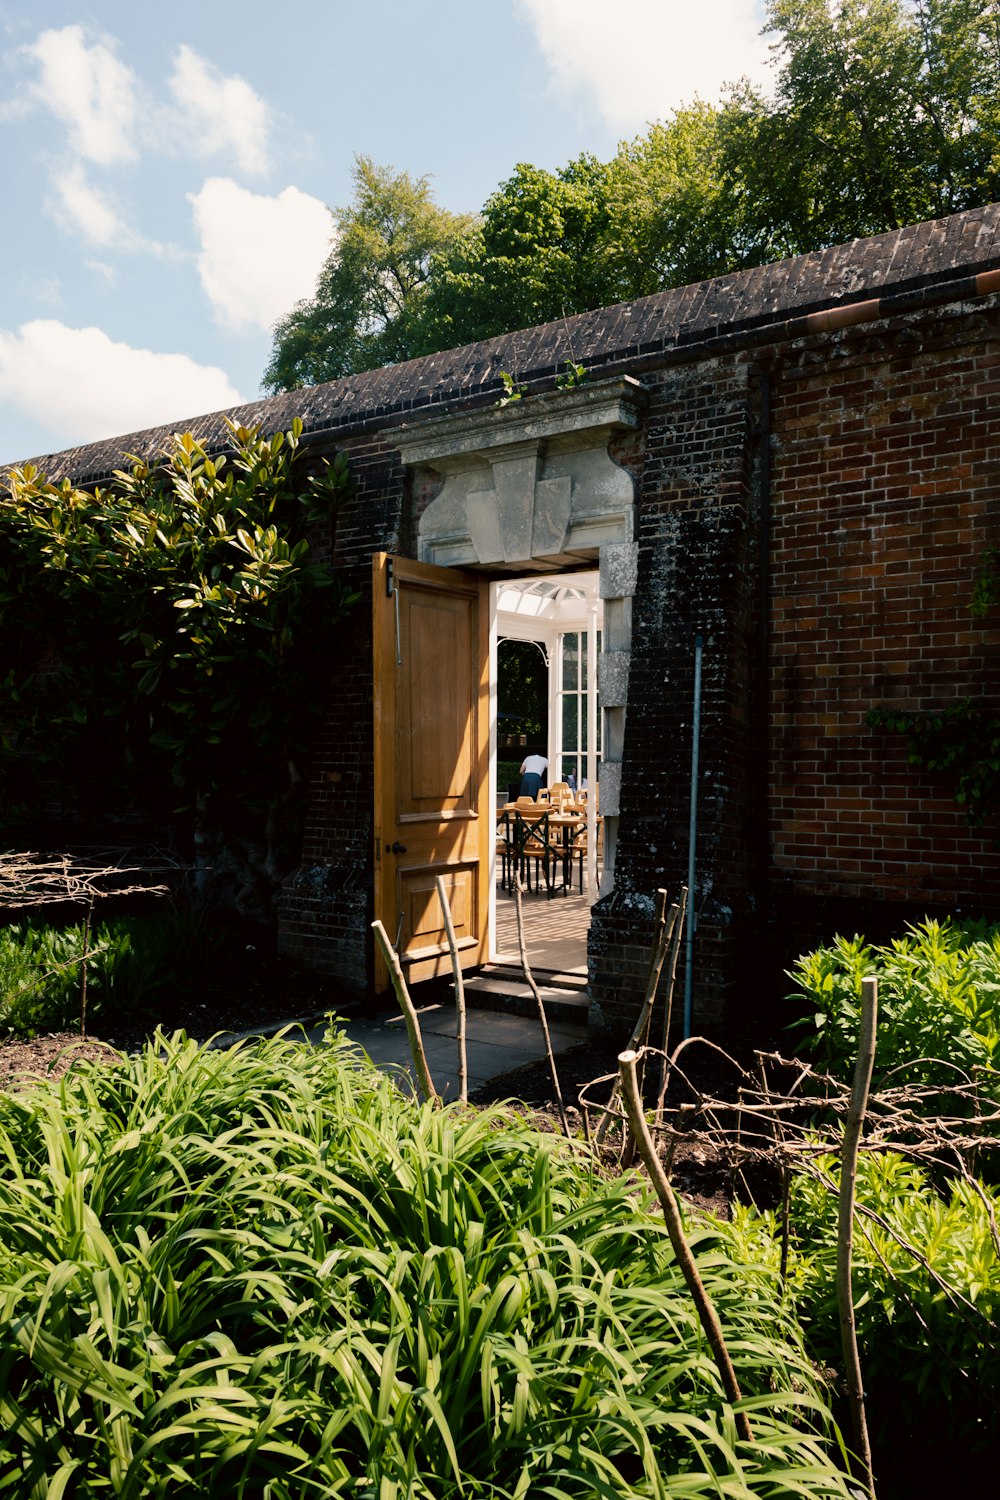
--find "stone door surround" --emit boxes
[394,377,645,895]
[394,376,647,572]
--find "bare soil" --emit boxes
[0,949,356,1089]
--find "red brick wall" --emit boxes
[281,294,1000,1024]
[768,306,1000,908]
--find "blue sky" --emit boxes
[0,0,771,465]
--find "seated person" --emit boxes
[518,752,548,800]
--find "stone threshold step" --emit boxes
[483,963,589,993]
[463,973,589,1026]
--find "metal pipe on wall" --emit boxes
[683,633,704,1038]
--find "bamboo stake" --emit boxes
[837,975,878,1500]
[618,1048,753,1444]
[434,874,468,1102]
[595,890,676,1146]
[654,884,688,1124]
[513,877,570,1138]
[371,919,439,1104]
[78,893,94,1038]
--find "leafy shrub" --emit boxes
[729,1150,1000,1449]
[0,912,216,1035]
[0,1031,853,1498]
[788,918,1000,1090]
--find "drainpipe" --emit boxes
[758,370,772,890]
[683,632,704,1039]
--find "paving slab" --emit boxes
[309,1001,585,1099]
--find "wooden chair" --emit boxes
[514,809,561,896]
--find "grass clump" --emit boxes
[788,917,1000,1090]
[0,1030,853,1497]
[0,912,216,1036]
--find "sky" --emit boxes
[0,0,774,466]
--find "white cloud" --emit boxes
[167,45,273,176]
[47,163,174,257]
[517,0,773,131]
[24,24,138,164]
[189,177,332,334]
[0,320,244,448]
[85,260,118,288]
[49,162,132,248]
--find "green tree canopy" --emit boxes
[263,156,477,392]
[264,0,1000,391]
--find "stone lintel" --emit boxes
[395,376,648,468]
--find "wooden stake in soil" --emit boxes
[513,877,570,1138]
[654,884,688,1124]
[78,893,95,1038]
[371,920,439,1104]
[595,889,676,1147]
[837,975,878,1500]
[434,874,468,1102]
[618,1048,753,1445]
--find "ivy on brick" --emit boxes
[867,702,1000,831]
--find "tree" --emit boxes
[419,108,732,351]
[0,420,357,916]
[416,155,618,351]
[263,157,477,392]
[723,0,1000,256]
[263,1,1000,389]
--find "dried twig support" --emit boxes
[0,849,171,1036]
[434,875,468,1102]
[595,889,679,1146]
[837,976,878,1499]
[618,1048,753,1444]
[371,919,439,1104]
[513,877,570,1137]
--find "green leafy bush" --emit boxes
[0,912,215,1036]
[788,918,1000,1090]
[729,1150,1000,1448]
[0,1031,853,1498]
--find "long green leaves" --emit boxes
[0,1031,852,1497]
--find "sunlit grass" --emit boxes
[0,1030,852,1497]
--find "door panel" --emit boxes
[374,554,489,990]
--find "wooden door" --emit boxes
[373,553,490,990]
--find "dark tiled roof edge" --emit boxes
[10,202,1000,484]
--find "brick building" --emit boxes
[18,203,1000,1036]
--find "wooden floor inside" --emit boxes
[494,884,591,977]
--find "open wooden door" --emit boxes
[373,553,490,990]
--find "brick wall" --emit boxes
[277,432,406,991]
[589,358,762,1035]
[280,295,999,1031]
[765,302,1000,936]
[590,300,1000,1041]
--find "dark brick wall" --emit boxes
[277,432,406,991]
[588,358,762,1036]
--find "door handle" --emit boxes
[386,841,408,854]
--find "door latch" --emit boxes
[385,841,408,854]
